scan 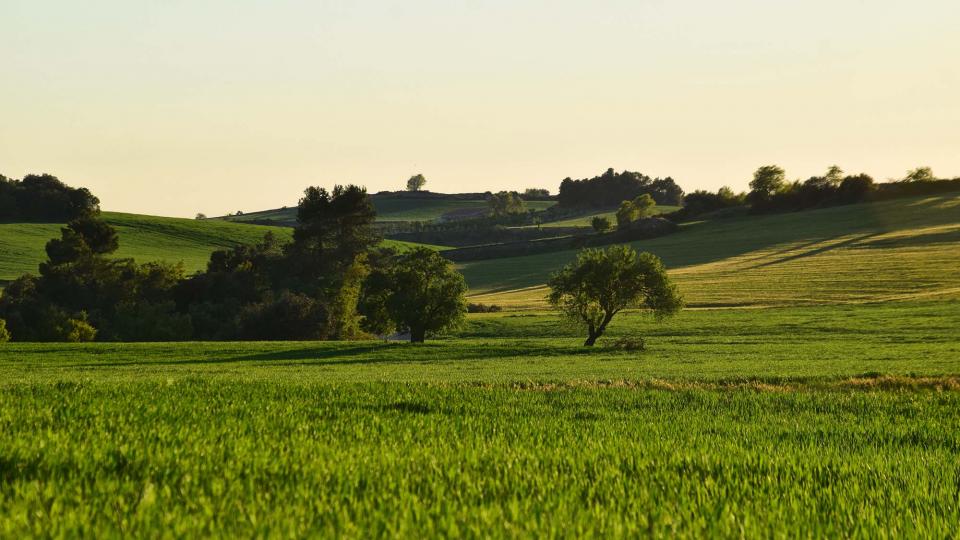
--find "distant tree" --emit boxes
[523,188,551,198]
[547,246,682,346]
[558,169,684,208]
[195,213,207,220]
[361,248,467,342]
[0,173,99,222]
[235,211,244,216]
[488,191,526,217]
[616,200,639,229]
[903,167,935,182]
[615,194,656,230]
[591,216,612,233]
[825,165,844,186]
[407,174,427,192]
[749,165,786,201]
[292,184,379,272]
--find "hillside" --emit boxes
[224,197,557,226]
[465,194,960,308]
[0,213,293,282]
[0,213,441,283]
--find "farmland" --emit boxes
[2,301,959,536]
[465,194,960,308]
[2,194,960,536]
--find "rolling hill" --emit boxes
[223,197,557,226]
[465,194,960,308]
[0,213,434,283]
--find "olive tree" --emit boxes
[547,246,682,346]
[361,247,467,342]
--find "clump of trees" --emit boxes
[523,188,551,199]
[558,168,684,208]
[0,184,469,342]
[406,174,427,192]
[488,191,526,217]
[746,165,877,214]
[0,173,100,222]
[547,246,682,346]
[361,248,467,342]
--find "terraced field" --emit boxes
[465,194,960,309]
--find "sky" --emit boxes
[1,1,958,218]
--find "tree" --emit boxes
[523,188,550,198]
[591,216,612,233]
[547,246,682,346]
[488,191,526,217]
[616,200,639,229]
[361,248,467,342]
[748,165,786,202]
[615,194,656,230]
[903,167,935,182]
[0,319,10,343]
[825,165,844,186]
[632,194,656,218]
[195,213,207,220]
[407,174,427,192]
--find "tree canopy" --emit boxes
[547,246,682,346]
[406,174,427,192]
[558,168,684,208]
[362,248,467,342]
[0,173,100,222]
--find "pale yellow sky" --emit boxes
[1,1,958,217]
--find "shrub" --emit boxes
[611,336,645,352]
[0,319,10,343]
[467,303,503,313]
[65,314,97,342]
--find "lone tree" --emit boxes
[362,247,467,342]
[407,174,427,192]
[547,246,682,346]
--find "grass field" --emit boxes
[1,301,958,536]
[465,194,960,308]
[0,213,439,283]
[2,195,959,535]
[0,212,292,282]
[225,198,557,225]
[526,205,681,228]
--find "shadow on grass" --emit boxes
[66,341,599,369]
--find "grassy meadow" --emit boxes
[466,194,960,308]
[0,212,436,284]
[2,194,959,536]
[2,301,959,536]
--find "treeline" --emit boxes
[670,166,960,221]
[0,185,467,342]
[558,168,684,208]
[0,173,100,222]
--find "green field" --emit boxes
[0,213,440,283]
[2,194,959,535]
[465,194,960,308]
[524,205,681,228]
[1,301,959,536]
[225,198,557,225]
[0,212,293,283]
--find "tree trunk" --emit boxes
[410,328,426,343]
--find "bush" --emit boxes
[611,336,646,352]
[64,313,97,343]
[238,291,328,341]
[467,303,503,313]
[0,319,10,343]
